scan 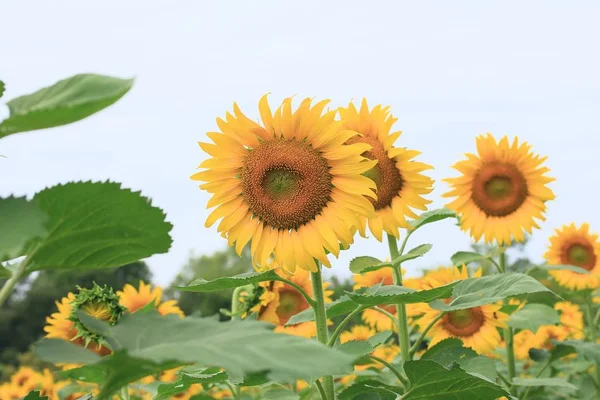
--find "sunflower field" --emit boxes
[1,74,599,400]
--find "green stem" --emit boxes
[0,261,27,309]
[327,305,367,347]
[373,306,400,330]
[230,286,245,320]
[409,312,447,357]
[584,302,600,393]
[521,360,551,400]
[311,264,335,400]
[499,251,517,396]
[388,234,411,362]
[488,258,503,274]
[314,379,327,400]
[119,387,130,400]
[497,371,511,388]
[367,354,409,388]
[273,276,315,307]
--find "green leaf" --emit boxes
[460,357,497,382]
[0,196,48,262]
[528,343,576,363]
[21,391,49,400]
[387,244,432,268]
[337,341,378,358]
[508,303,559,333]
[513,377,577,391]
[535,264,590,274]
[25,181,172,271]
[154,368,228,400]
[368,331,393,347]
[409,208,456,230]
[450,251,489,266]
[263,389,300,400]
[286,295,357,326]
[0,81,5,99]
[0,74,133,139]
[560,340,600,363]
[402,360,508,400]
[37,313,354,399]
[338,380,402,400]
[431,273,555,311]
[34,338,102,365]
[176,270,278,292]
[420,338,477,366]
[347,281,457,306]
[350,256,383,273]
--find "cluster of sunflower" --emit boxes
[192,95,600,398]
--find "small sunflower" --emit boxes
[338,99,433,240]
[44,284,125,355]
[117,281,184,317]
[240,267,333,337]
[193,95,378,272]
[444,134,555,245]
[8,367,42,397]
[340,325,376,344]
[545,223,600,290]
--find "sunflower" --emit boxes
[338,99,433,240]
[240,267,333,337]
[0,383,22,400]
[340,325,376,344]
[444,134,555,245]
[117,281,184,317]
[414,266,507,354]
[44,284,125,356]
[545,223,600,290]
[192,95,378,272]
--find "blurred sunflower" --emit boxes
[44,284,125,356]
[444,134,555,245]
[545,223,600,290]
[338,99,433,240]
[117,281,184,317]
[340,325,376,343]
[193,95,377,272]
[353,267,422,331]
[240,267,333,337]
[414,266,508,354]
[0,383,22,400]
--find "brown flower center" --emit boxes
[241,139,332,230]
[561,241,596,271]
[442,307,485,337]
[347,135,403,210]
[471,162,528,217]
[276,286,309,324]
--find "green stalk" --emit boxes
[584,302,600,395]
[0,261,27,309]
[499,251,517,395]
[328,305,366,346]
[367,354,409,388]
[409,311,447,357]
[388,234,411,362]
[311,264,335,400]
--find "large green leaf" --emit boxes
[338,380,402,400]
[0,196,48,263]
[409,208,456,230]
[450,251,489,266]
[21,391,49,400]
[349,256,383,274]
[513,377,577,391]
[401,360,508,400]
[560,340,600,363]
[176,270,278,292]
[153,367,227,400]
[508,303,559,333]
[420,338,496,381]
[36,312,353,399]
[24,182,172,271]
[286,295,357,326]
[336,331,393,359]
[431,273,555,311]
[0,74,133,139]
[34,339,102,365]
[347,282,457,306]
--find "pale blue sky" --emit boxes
[1,1,599,285]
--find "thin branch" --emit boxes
[327,305,367,346]
[409,312,446,357]
[367,354,409,388]
[314,379,327,400]
[273,276,316,307]
[373,306,400,330]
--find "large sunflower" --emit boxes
[117,281,184,317]
[444,134,555,245]
[193,95,377,272]
[414,266,508,355]
[44,284,125,356]
[338,99,433,240]
[545,223,600,290]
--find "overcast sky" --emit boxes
[2,1,599,285]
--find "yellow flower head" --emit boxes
[193,95,378,272]
[340,325,377,344]
[117,281,184,317]
[444,134,555,245]
[338,99,434,240]
[545,223,600,290]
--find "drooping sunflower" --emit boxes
[240,267,333,337]
[352,267,422,331]
[545,223,600,290]
[117,281,184,317]
[193,95,378,272]
[338,99,434,240]
[44,284,125,356]
[444,134,555,245]
[414,266,508,355]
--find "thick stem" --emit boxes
[0,261,27,309]
[327,305,366,347]
[584,302,600,394]
[499,251,517,396]
[388,234,411,362]
[311,264,335,400]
